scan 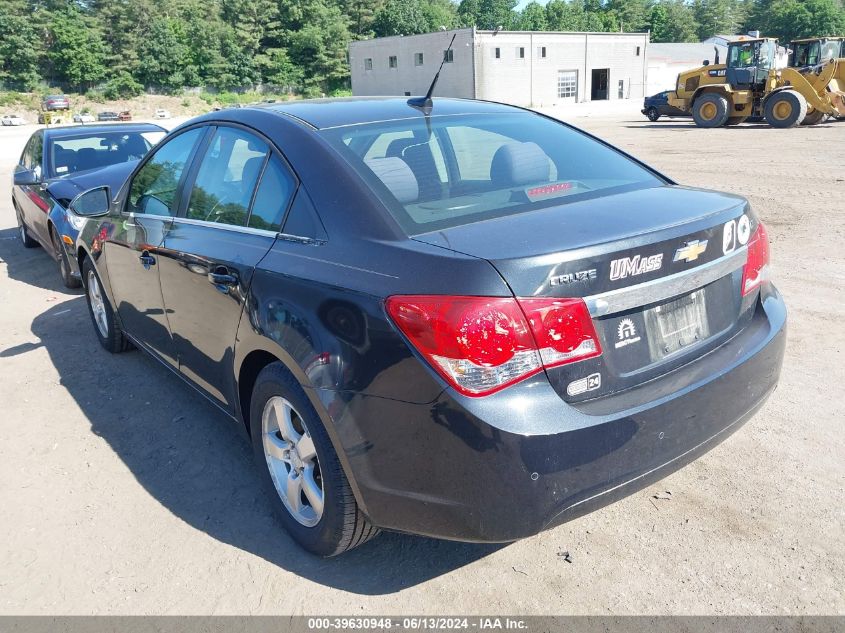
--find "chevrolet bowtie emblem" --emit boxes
[673,239,708,263]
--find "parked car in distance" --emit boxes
[154,108,171,119]
[70,97,786,557]
[42,95,70,111]
[11,123,166,287]
[118,110,132,121]
[97,111,119,122]
[72,113,96,124]
[1,114,26,126]
[642,90,690,121]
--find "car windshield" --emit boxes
[321,112,663,234]
[49,131,166,177]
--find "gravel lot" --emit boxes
[1,110,843,615]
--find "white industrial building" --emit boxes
[349,27,650,107]
[647,43,725,94]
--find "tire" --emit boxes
[51,228,81,289]
[249,362,379,556]
[693,94,730,128]
[16,208,38,249]
[725,116,747,126]
[646,107,660,122]
[82,257,131,353]
[801,109,827,125]
[765,90,807,128]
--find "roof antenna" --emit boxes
[408,33,456,112]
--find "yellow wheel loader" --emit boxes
[667,37,845,128]
[788,37,845,124]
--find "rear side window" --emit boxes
[128,128,204,216]
[186,127,268,226]
[322,112,663,234]
[248,154,296,231]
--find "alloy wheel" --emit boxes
[261,396,324,527]
[87,270,109,338]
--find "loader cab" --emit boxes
[789,38,845,69]
[727,39,777,90]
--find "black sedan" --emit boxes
[11,123,166,287]
[642,90,690,121]
[69,97,786,556]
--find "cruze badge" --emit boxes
[673,239,708,263]
[609,253,663,280]
[550,268,597,286]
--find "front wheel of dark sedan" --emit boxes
[250,363,379,556]
[82,258,131,353]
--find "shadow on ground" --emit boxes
[0,226,81,294]
[2,246,504,595]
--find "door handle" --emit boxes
[208,267,237,287]
[139,251,156,269]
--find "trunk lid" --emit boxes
[413,185,757,402]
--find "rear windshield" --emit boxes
[320,111,664,234]
[50,131,166,177]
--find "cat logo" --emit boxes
[673,239,708,263]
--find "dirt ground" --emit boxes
[1,109,843,615]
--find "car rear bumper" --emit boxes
[320,284,786,542]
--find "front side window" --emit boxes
[186,127,268,226]
[127,128,204,216]
[323,112,663,235]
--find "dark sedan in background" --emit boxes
[642,90,690,121]
[12,123,166,287]
[68,97,785,556]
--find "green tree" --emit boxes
[518,1,548,30]
[277,0,352,96]
[138,17,197,90]
[694,0,748,40]
[750,0,845,42]
[0,1,42,90]
[342,0,387,37]
[373,0,431,36]
[606,0,650,32]
[475,0,518,29]
[653,0,699,42]
[421,0,460,30]
[48,4,108,90]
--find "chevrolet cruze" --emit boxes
[68,98,786,556]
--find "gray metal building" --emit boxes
[349,27,649,107]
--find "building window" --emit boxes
[636,46,641,56]
[389,55,397,69]
[414,52,424,66]
[538,46,547,58]
[517,47,525,59]
[557,70,577,99]
[404,91,411,96]
[364,58,373,71]
[494,47,500,59]
[618,79,625,98]
[443,49,454,63]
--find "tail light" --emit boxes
[742,221,770,296]
[385,295,601,397]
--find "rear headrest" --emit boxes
[364,157,419,204]
[490,141,551,186]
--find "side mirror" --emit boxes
[13,169,37,186]
[703,59,710,66]
[69,186,111,217]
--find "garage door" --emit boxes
[557,70,578,103]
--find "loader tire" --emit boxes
[693,94,730,128]
[801,109,827,125]
[765,91,807,128]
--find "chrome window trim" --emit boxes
[168,215,279,238]
[584,246,748,317]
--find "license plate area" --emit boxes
[645,288,710,361]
